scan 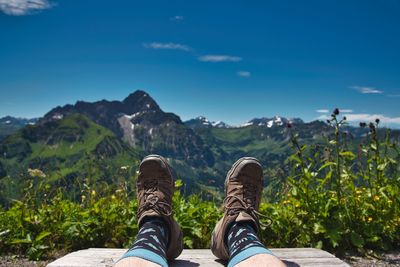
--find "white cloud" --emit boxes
[317,115,330,120]
[237,71,250,77]
[346,114,400,124]
[316,109,352,114]
[143,42,190,52]
[170,15,184,21]
[318,113,400,125]
[350,86,384,94]
[341,109,353,113]
[0,0,53,15]
[198,55,242,62]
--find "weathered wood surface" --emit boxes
[47,248,350,267]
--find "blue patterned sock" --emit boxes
[118,217,169,267]
[226,222,273,267]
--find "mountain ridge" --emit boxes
[1,89,400,204]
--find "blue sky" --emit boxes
[1,0,400,127]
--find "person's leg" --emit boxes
[114,155,183,267]
[234,254,286,267]
[115,257,161,267]
[226,222,285,267]
[211,157,286,267]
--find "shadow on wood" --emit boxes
[47,248,350,267]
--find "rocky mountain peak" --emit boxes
[0,116,38,126]
[184,116,230,129]
[245,116,304,128]
[122,90,160,113]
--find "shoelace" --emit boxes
[137,179,172,218]
[223,185,272,227]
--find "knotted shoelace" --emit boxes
[137,179,172,218]
[223,184,272,227]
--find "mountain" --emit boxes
[184,116,304,129]
[0,113,140,205]
[190,120,331,184]
[184,116,230,129]
[2,90,400,204]
[42,90,215,168]
[0,116,38,141]
[245,116,304,128]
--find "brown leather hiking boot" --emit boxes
[211,157,265,260]
[136,154,183,260]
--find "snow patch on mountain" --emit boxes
[184,116,231,129]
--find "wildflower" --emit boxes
[333,108,340,115]
[27,168,46,178]
[81,195,86,201]
[343,116,347,120]
[369,122,375,130]
[326,119,331,124]
[367,217,373,222]
[120,166,129,170]
[287,193,291,197]
[373,195,380,201]
[375,118,380,124]
[295,203,300,208]
[111,195,116,200]
[356,190,362,195]
[359,122,366,128]
[91,190,96,196]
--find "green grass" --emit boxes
[28,115,114,158]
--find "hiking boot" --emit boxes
[211,157,264,260]
[136,154,183,260]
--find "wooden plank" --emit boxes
[47,248,350,267]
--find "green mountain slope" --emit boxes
[192,123,321,186]
[0,114,141,205]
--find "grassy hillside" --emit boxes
[0,114,141,205]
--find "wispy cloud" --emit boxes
[198,55,242,62]
[170,15,184,21]
[0,0,53,15]
[341,109,353,113]
[316,109,353,114]
[350,86,384,94]
[237,71,250,77]
[143,42,190,52]
[388,94,400,98]
[318,113,400,125]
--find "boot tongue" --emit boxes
[235,211,254,222]
[235,211,259,232]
